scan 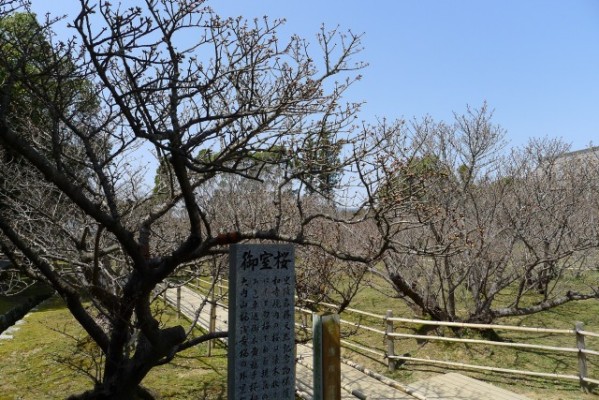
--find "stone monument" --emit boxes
[228,243,295,400]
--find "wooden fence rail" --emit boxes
[180,276,599,391]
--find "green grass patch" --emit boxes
[0,295,228,399]
[334,272,599,400]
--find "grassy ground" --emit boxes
[0,296,228,399]
[1,274,598,399]
[338,274,599,400]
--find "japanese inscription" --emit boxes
[228,244,295,400]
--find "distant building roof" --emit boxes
[552,146,599,171]
[556,146,599,161]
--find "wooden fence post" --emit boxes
[176,286,181,319]
[300,311,307,330]
[313,312,341,400]
[208,291,217,356]
[386,310,396,371]
[575,321,588,392]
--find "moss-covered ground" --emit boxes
[0,296,227,399]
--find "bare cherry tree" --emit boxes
[368,105,599,323]
[493,139,599,319]
[0,1,377,398]
[202,165,370,312]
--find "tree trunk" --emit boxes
[69,322,186,399]
[443,257,456,319]
[389,272,450,321]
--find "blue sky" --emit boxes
[30,1,599,151]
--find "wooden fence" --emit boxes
[183,277,599,392]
